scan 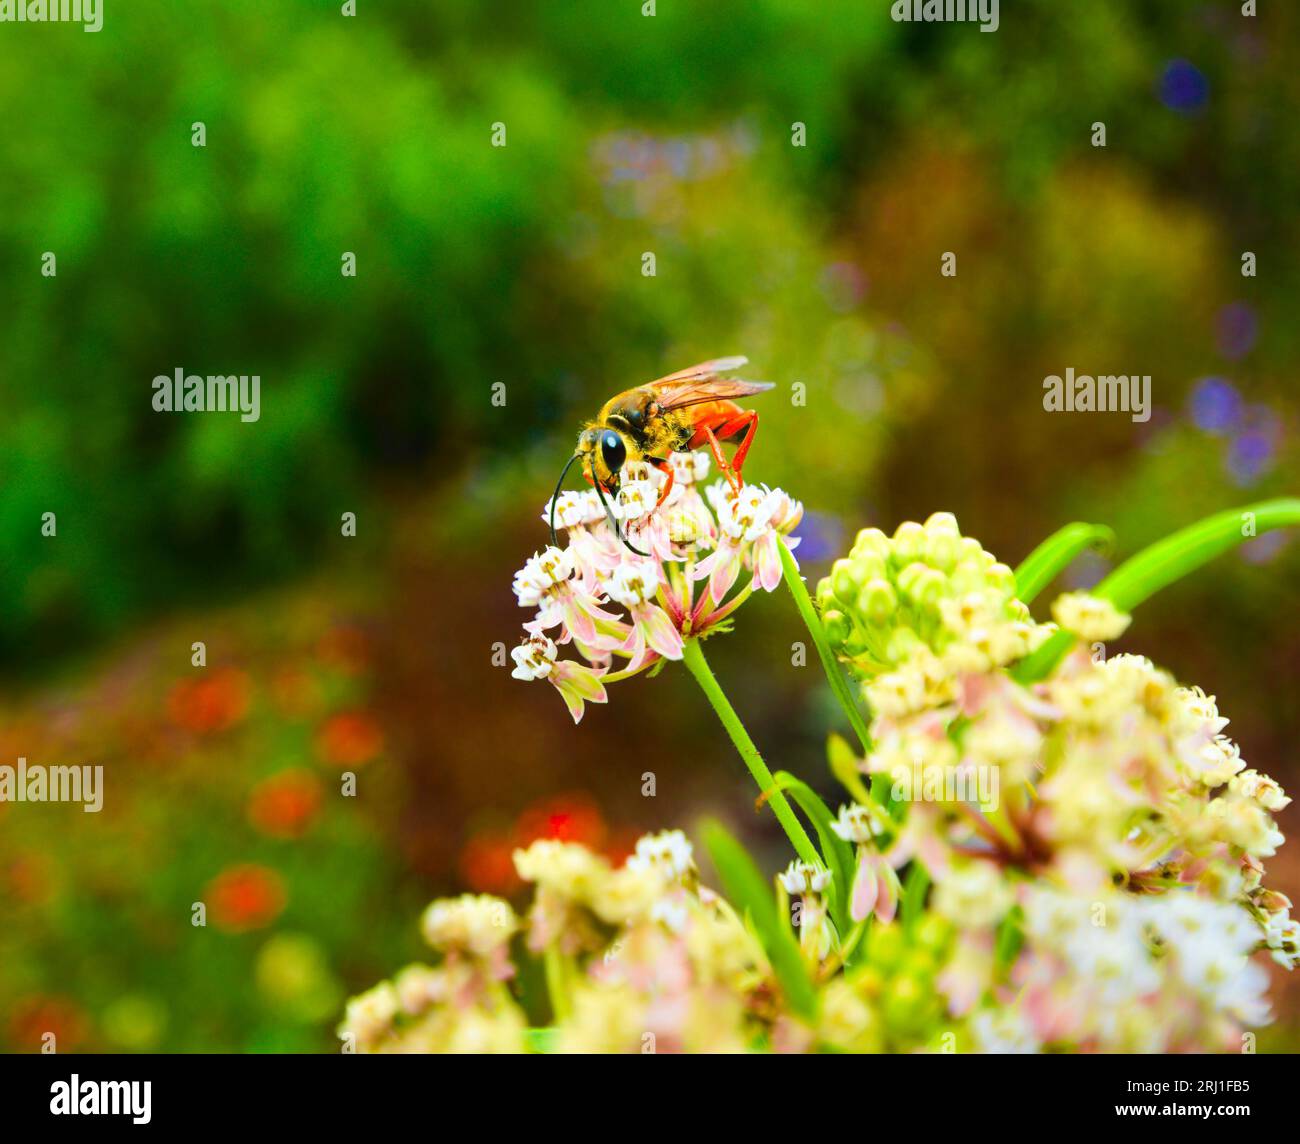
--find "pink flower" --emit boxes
[511,635,609,723]
[605,562,684,667]
[515,546,624,651]
[510,452,803,721]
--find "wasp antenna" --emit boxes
[548,454,582,547]
[592,478,649,558]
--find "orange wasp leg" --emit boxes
[698,425,740,494]
[648,458,675,507]
[723,410,759,481]
[690,407,759,494]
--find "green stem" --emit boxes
[682,638,821,867]
[543,946,571,1023]
[777,537,874,755]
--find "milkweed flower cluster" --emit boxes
[347,510,1294,1053]
[338,894,525,1053]
[341,832,788,1053]
[510,452,803,721]
[817,513,1295,1051]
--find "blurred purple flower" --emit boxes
[1215,302,1257,361]
[1159,60,1209,114]
[1188,377,1242,435]
[819,261,867,312]
[1225,404,1280,486]
[794,511,843,563]
[1241,530,1288,567]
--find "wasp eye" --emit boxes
[600,430,627,473]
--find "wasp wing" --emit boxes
[647,358,773,411]
[648,356,749,385]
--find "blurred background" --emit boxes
[2,0,1298,1051]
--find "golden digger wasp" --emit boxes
[549,356,773,555]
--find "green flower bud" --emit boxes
[851,527,890,561]
[892,521,926,566]
[822,608,852,647]
[897,563,946,609]
[924,512,960,536]
[950,559,990,595]
[830,559,863,605]
[841,623,871,657]
[882,972,929,1031]
[986,562,1016,593]
[853,553,887,584]
[868,921,906,972]
[885,627,925,662]
[856,578,897,627]
[851,965,885,1000]
[901,947,938,985]
[924,529,961,573]
[914,913,955,957]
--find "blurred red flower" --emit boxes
[206,864,286,933]
[9,996,87,1052]
[315,711,383,767]
[247,770,323,839]
[514,792,607,850]
[167,667,251,734]
[460,829,521,896]
[6,853,52,905]
[316,626,371,674]
[270,667,323,720]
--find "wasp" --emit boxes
[549,356,773,555]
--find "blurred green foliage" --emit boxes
[3,0,1300,1048]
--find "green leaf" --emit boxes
[700,818,817,1019]
[994,905,1025,974]
[772,771,854,932]
[1095,498,1300,612]
[524,1027,559,1054]
[1013,522,1115,605]
[1015,499,1300,683]
[900,862,930,933]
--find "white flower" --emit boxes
[831,803,883,844]
[779,860,831,895]
[615,480,658,524]
[339,983,398,1046]
[1051,592,1132,642]
[1230,768,1291,811]
[670,451,710,485]
[603,562,660,608]
[970,1007,1040,1054]
[511,634,556,680]
[1176,685,1230,734]
[421,894,518,956]
[626,829,695,879]
[544,490,604,532]
[714,484,774,542]
[932,860,1012,929]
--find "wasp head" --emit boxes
[577,426,628,491]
